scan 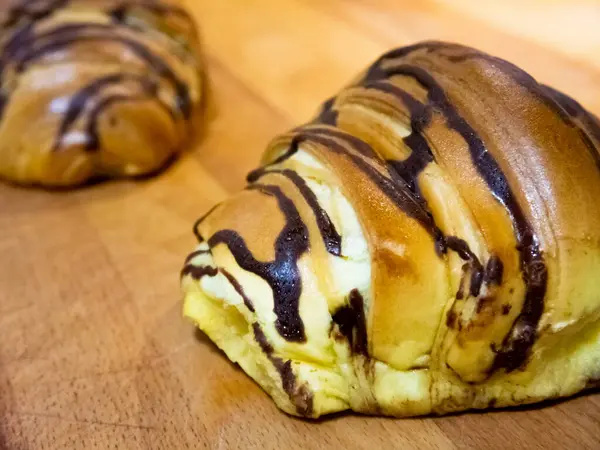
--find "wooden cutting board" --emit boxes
[1,0,600,448]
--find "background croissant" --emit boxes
[181,41,600,418]
[0,0,203,186]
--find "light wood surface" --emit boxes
[2,0,600,448]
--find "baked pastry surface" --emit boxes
[182,42,600,418]
[0,0,203,186]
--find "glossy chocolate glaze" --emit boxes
[208,183,309,342]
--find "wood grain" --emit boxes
[1,0,600,448]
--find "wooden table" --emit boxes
[2,0,600,448]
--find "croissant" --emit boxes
[0,0,203,186]
[181,42,600,418]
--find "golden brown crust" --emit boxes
[0,0,203,186]
[182,41,600,417]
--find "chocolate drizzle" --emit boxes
[446,236,485,298]
[15,25,191,116]
[108,1,193,25]
[315,97,338,126]
[181,261,255,312]
[2,0,68,28]
[443,45,600,173]
[251,127,447,255]
[180,264,217,280]
[183,248,210,265]
[484,255,504,286]
[360,56,548,372]
[362,80,434,195]
[85,94,137,150]
[251,43,551,372]
[252,323,313,416]
[53,73,158,151]
[309,43,555,372]
[219,269,255,313]
[363,41,446,81]
[248,168,342,256]
[193,203,221,243]
[331,289,368,356]
[208,183,309,342]
[306,128,447,252]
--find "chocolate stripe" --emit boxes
[192,203,221,243]
[0,1,197,158]
[84,94,141,151]
[331,289,368,356]
[181,263,255,312]
[314,97,338,125]
[14,29,191,117]
[364,41,447,82]
[183,249,211,265]
[248,168,342,257]
[361,80,434,195]
[208,183,309,342]
[220,269,255,313]
[373,63,547,372]
[248,127,445,253]
[484,255,504,286]
[54,74,128,149]
[109,2,194,25]
[53,74,157,151]
[84,90,174,152]
[305,128,447,254]
[444,49,600,172]
[446,236,484,298]
[180,264,217,279]
[2,0,68,27]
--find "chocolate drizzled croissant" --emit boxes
[0,0,203,186]
[182,42,600,418]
